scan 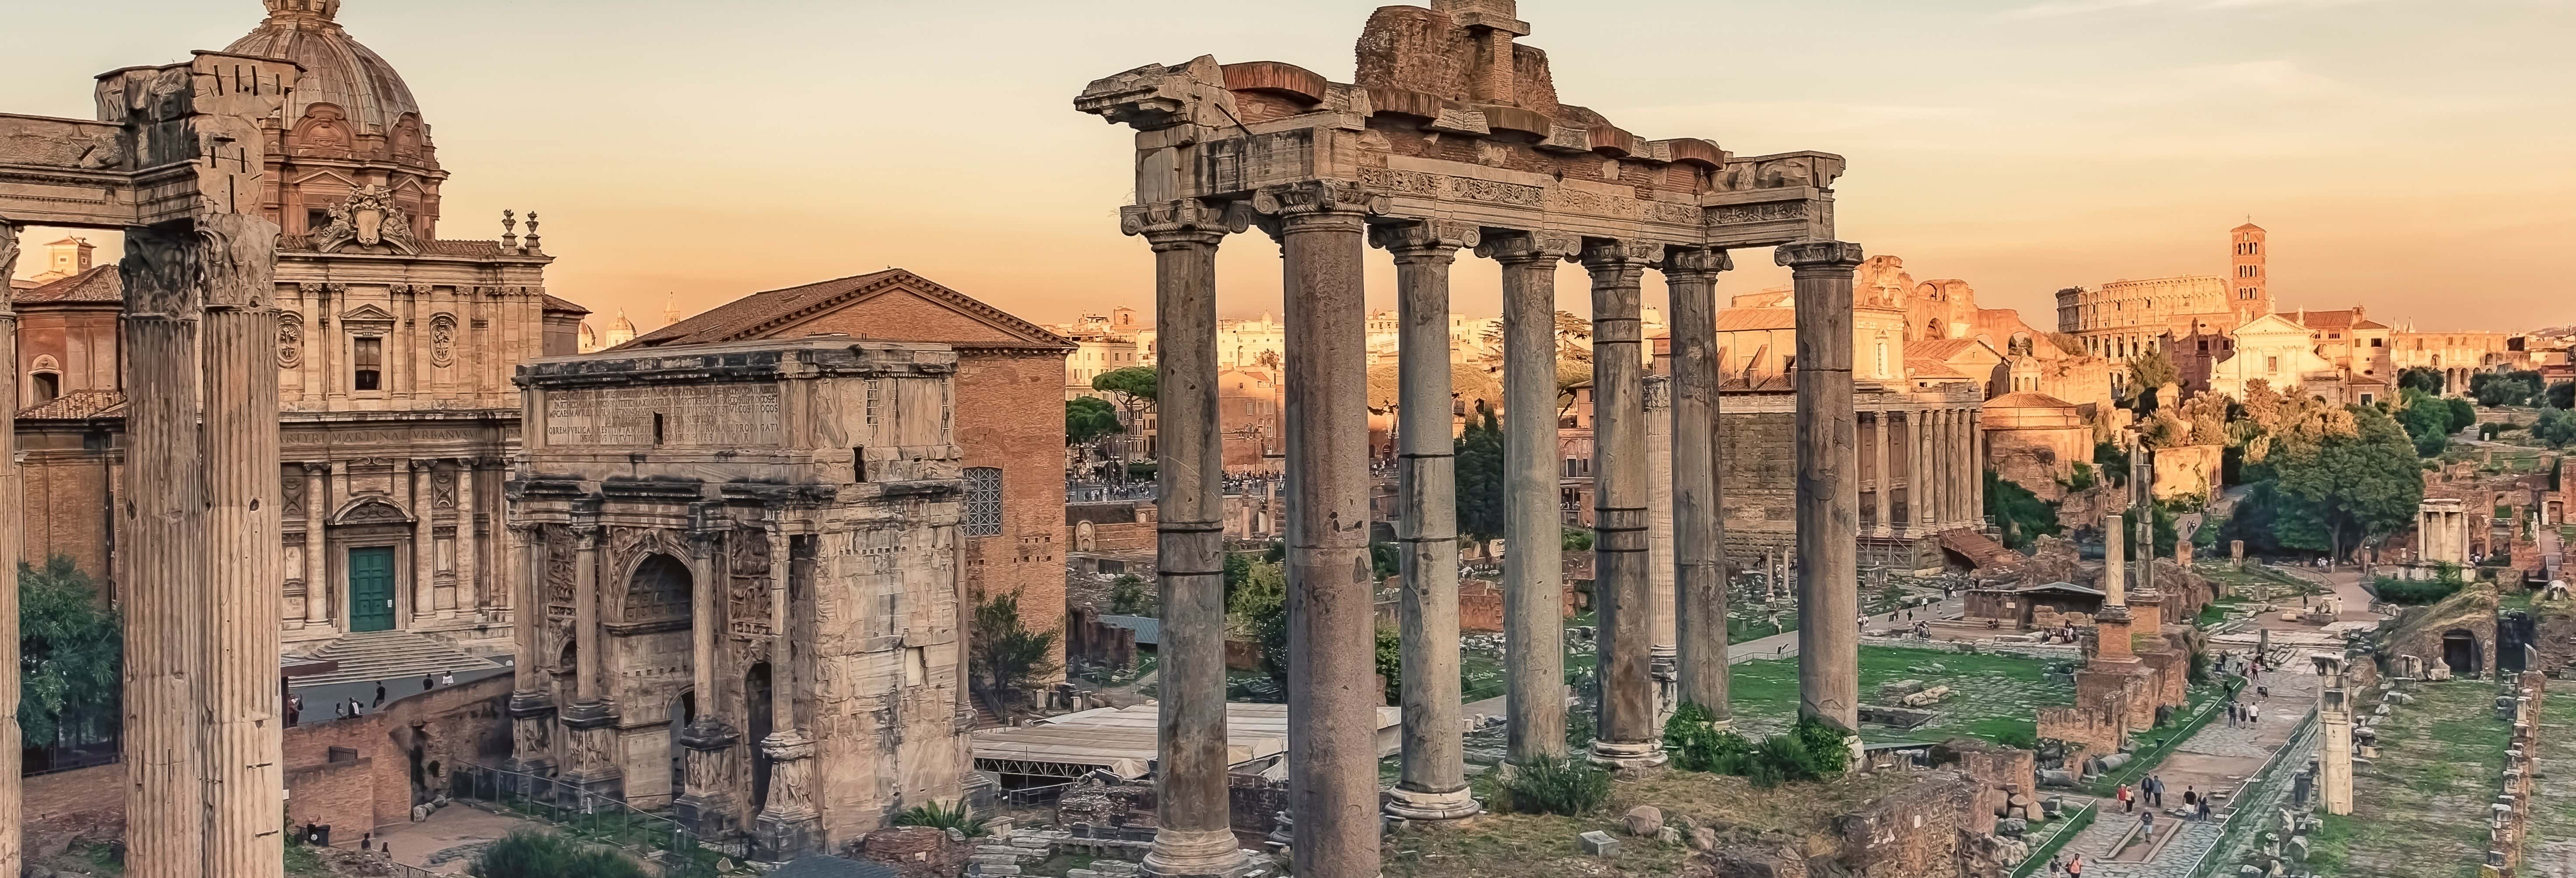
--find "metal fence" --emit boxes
[2184,707,2320,878]
[448,764,721,877]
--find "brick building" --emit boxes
[624,269,1074,640]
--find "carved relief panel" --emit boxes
[430,313,457,368]
[544,524,577,618]
[727,527,773,640]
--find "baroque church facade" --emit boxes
[12,0,588,654]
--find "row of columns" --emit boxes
[1124,186,1868,878]
[1872,407,1986,537]
[289,457,494,628]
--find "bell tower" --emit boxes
[2230,222,2270,320]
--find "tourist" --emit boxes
[2118,783,2133,812]
[334,700,348,721]
[2182,786,2197,810]
[2146,775,2163,808]
[421,672,434,692]
[374,682,388,708]
[2248,703,2261,724]
[441,670,455,686]
[2066,854,2083,877]
[2139,808,2156,836]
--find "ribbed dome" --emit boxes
[227,0,423,134]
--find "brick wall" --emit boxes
[14,427,121,590]
[1826,773,1974,878]
[282,673,513,834]
[21,763,122,860]
[1068,502,1156,554]
[951,352,1069,637]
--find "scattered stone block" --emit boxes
[1579,830,1621,857]
[1690,827,1718,851]
[1658,826,1682,845]
[1623,805,1665,837]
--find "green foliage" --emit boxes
[469,830,651,878]
[1993,727,2040,750]
[2396,389,2454,457]
[1124,461,1158,480]
[1089,366,1158,405]
[1986,470,2062,552]
[2094,441,2132,487]
[2127,349,2180,414]
[1227,559,1291,681]
[1375,626,1404,706]
[18,556,119,746]
[894,801,990,836]
[1108,574,1152,616]
[1064,396,1121,448]
[2117,504,2180,561]
[2535,407,2576,450]
[1454,403,1507,550]
[1496,753,1612,816]
[2472,370,2546,407]
[1562,528,1594,552]
[2549,379,2576,410]
[1370,540,1400,581]
[2372,567,2465,605]
[2396,366,2446,395]
[970,592,1062,697]
[2065,461,2096,491]
[1662,702,1755,774]
[2265,405,2424,561]
[2445,397,2478,432]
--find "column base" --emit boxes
[1144,827,1256,878]
[752,808,822,862]
[1382,784,1482,822]
[1586,738,1668,770]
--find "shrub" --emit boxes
[894,800,989,837]
[1499,753,1612,816]
[1662,702,1754,774]
[469,830,651,878]
[2372,566,2464,605]
[1562,528,1594,552]
[1108,574,1152,616]
[1994,727,2040,751]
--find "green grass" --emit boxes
[1716,646,2074,745]
[2527,681,2576,865]
[284,841,330,877]
[2011,802,2097,878]
[2315,681,2517,877]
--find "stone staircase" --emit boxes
[288,630,503,689]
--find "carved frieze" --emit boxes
[545,524,578,611]
[277,312,303,368]
[1708,202,1807,226]
[728,527,774,640]
[281,474,304,518]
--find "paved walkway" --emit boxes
[368,803,544,874]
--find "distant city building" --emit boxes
[2056,223,2275,392]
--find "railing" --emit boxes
[2183,707,2320,878]
[998,782,1072,808]
[448,764,722,877]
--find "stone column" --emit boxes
[303,463,332,626]
[1259,180,1379,878]
[1583,238,1664,769]
[503,521,556,785]
[0,221,21,876]
[120,222,210,878]
[675,508,739,838]
[560,513,624,801]
[1871,413,1894,537]
[1904,413,1926,535]
[1780,241,1865,731]
[1376,221,1480,821]
[755,524,819,860]
[1968,409,1985,526]
[200,213,286,878]
[1938,410,1960,526]
[412,459,438,625]
[1124,199,1255,877]
[1645,375,1678,718]
[2103,514,2127,607]
[2317,662,2353,815]
[1665,247,1731,718]
[456,458,479,613]
[1480,231,1573,765]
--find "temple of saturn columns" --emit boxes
[1074,2,1864,875]
[0,53,301,878]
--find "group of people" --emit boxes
[290,670,458,725]
[2115,774,2218,824]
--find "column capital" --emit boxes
[1368,219,1479,261]
[1252,179,1388,219]
[1120,198,1249,249]
[0,218,18,313]
[410,456,444,472]
[1659,246,1734,279]
[1474,230,1578,265]
[1578,237,1659,269]
[1774,240,1866,272]
[300,460,333,475]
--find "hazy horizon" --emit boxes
[9,0,2572,334]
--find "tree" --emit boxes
[2549,380,2575,410]
[1226,558,1291,682]
[2446,397,2478,433]
[1090,366,1159,462]
[1454,403,1506,556]
[1065,396,1121,448]
[2093,440,2131,488]
[2535,407,2576,450]
[18,556,119,749]
[969,592,1061,699]
[2266,406,2423,562]
[1108,574,1153,616]
[1375,626,1403,706]
[2472,370,2545,408]
[469,830,654,878]
[2395,366,2445,395]
[2128,348,2180,415]
[1985,471,2061,552]
[2394,389,2452,457]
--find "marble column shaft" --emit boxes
[0,223,21,875]
[573,523,603,704]
[1584,240,1662,768]
[1871,413,1893,536]
[1485,234,1572,766]
[1969,410,1985,526]
[1267,180,1378,878]
[504,521,555,781]
[1782,241,1865,732]
[1665,248,1731,716]
[413,459,438,620]
[120,223,209,878]
[303,463,331,625]
[457,458,478,612]
[1645,380,1676,668]
[1378,222,1479,820]
[1127,198,1250,877]
[676,513,738,831]
[1958,411,1976,525]
[2103,514,2127,606]
[200,211,285,877]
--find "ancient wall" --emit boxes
[20,763,122,861]
[1068,501,1157,554]
[2151,444,2222,502]
[1823,773,1976,877]
[1718,405,1797,555]
[13,427,119,584]
[952,353,1069,633]
[1987,423,2090,501]
[280,673,513,833]
[1456,578,1577,632]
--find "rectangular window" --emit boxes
[353,337,382,391]
[2265,356,2279,373]
[963,467,1003,536]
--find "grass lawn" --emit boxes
[1717,645,2073,745]
[2523,680,2576,867]
[2313,681,2514,878]
[1384,766,1922,878]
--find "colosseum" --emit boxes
[2055,223,2274,391]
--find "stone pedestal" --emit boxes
[674,720,743,837]
[752,731,822,861]
[504,691,559,790]
[556,702,627,804]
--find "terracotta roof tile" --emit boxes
[627,269,1072,352]
[18,390,125,420]
[1984,391,2076,409]
[14,266,120,304]
[1715,308,1796,332]
[1909,338,1986,360]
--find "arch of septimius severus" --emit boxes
[1075,2,1865,876]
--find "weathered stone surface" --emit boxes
[1578,830,1620,857]
[1623,805,1665,837]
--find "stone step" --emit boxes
[289,630,504,689]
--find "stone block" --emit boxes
[1623,805,1665,836]
[1579,830,1621,856]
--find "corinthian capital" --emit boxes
[1120,198,1250,247]
[1578,237,1660,269]
[1473,231,1578,265]
[1660,246,1734,279]
[1774,240,1866,271]
[1251,180,1389,220]
[1368,220,1480,259]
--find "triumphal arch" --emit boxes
[1076,2,1866,876]
[506,337,973,860]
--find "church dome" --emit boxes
[227,0,423,136]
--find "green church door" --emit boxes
[348,546,396,633]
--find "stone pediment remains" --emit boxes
[331,496,414,526]
[631,268,1074,353]
[339,302,397,325]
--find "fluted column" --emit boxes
[0,221,22,876]
[1582,238,1664,769]
[120,222,209,878]
[675,507,739,837]
[1124,199,1254,878]
[1912,412,1936,532]
[201,213,285,878]
[1781,241,1865,732]
[411,459,438,623]
[1664,247,1731,717]
[502,519,556,791]
[1954,410,1974,526]
[753,523,819,859]
[1258,179,1379,878]
[1644,375,1678,717]
[302,463,332,625]
[1480,232,1575,767]
[456,458,479,613]
[1871,413,1894,538]
[1376,220,1480,821]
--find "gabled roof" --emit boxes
[1984,391,2077,410]
[1910,337,2002,363]
[540,294,590,315]
[627,268,1073,353]
[2348,318,2390,331]
[14,266,119,304]
[2285,308,2364,330]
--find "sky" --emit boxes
[9,0,2573,333]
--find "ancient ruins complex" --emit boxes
[1074,2,1861,875]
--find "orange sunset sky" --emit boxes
[9,0,2573,332]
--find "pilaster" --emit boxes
[302,462,333,626]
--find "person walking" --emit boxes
[374,682,388,708]
[2119,783,2133,813]
[2065,854,2082,877]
